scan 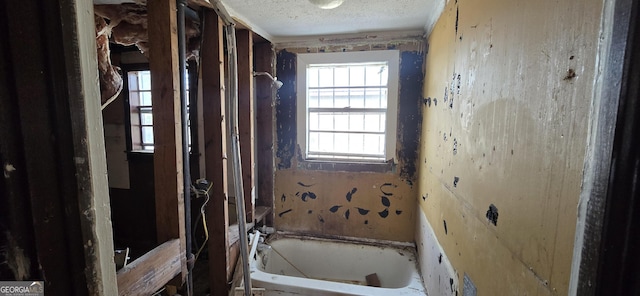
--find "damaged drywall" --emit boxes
[93,3,201,107]
[417,0,602,294]
[273,38,424,242]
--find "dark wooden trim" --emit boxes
[147,0,187,284]
[202,10,231,295]
[237,29,255,222]
[573,0,640,294]
[4,1,87,293]
[254,42,275,225]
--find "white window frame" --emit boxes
[296,50,399,163]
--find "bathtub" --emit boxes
[249,233,426,296]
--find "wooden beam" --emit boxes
[237,29,255,223]
[202,10,231,295]
[116,239,182,296]
[147,0,187,283]
[254,42,276,225]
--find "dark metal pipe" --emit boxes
[184,6,200,22]
[177,0,193,295]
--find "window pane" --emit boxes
[364,134,384,155]
[380,88,389,108]
[308,67,319,87]
[308,89,320,108]
[349,88,365,108]
[139,71,151,90]
[318,89,333,108]
[334,133,349,153]
[348,133,364,154]
[334,89,349,108]
[318,68,333,87]
[334,113,348,131]
[141,126,154,144]
[334,67,349,87]
[349,113,364,132]
[318,132,333,152]
[141,113,153,125]
[364,113,383,132]
[309,113,319,130]
[140,91,152,106]
[365,88,382,108]
[366,65,387,86]
[309,132,319,151]
[318,113,334,130]
[128,72,139,89]
[349,66,365,86]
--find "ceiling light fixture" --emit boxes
[308,0,344,9]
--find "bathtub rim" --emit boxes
[249,231,426,296]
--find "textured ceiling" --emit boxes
[222,0,445,42]
[92,0,445,43]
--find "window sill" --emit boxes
[296,158,395,173]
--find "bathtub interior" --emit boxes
[255,234,419,289]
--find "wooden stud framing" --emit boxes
[202,10,231,295]
[147,0,187,283]
[237,29,256,223]
[1,0,117,294]
[254,42,276,225]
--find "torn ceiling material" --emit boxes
[93,4,201,109]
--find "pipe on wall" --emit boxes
[177,0,194,295]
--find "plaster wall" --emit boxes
[417,0,603,294]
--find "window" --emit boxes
[296,50,399,162]
[127,70,191,151]
[128,70,154,150]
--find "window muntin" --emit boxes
[297,50,399,163]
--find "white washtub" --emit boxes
[249,233,426,296]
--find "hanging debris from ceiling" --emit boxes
[94,3,201,109]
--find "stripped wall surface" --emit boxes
[274,37,425,242]
[417,0,603,294]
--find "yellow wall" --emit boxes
[418,0,602,294]
[275,169,415,242]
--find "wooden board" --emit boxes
[116,239,182,296]
[147,0,187,283]
[254,42,276,226]
[237,29,256,223]
[202,10,231,296]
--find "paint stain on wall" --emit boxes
[379,209,389,218]
[279,209,293,217]
[453,138,458,155]
[381,196,391,207]
[486,204,499,226]
[357,207,370,215]
[424,97,432,107]
[453,176,460,187]
[443,220,448,234]
[346,187,357,202]
[297,182,314,187]
[297,191,317,202]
